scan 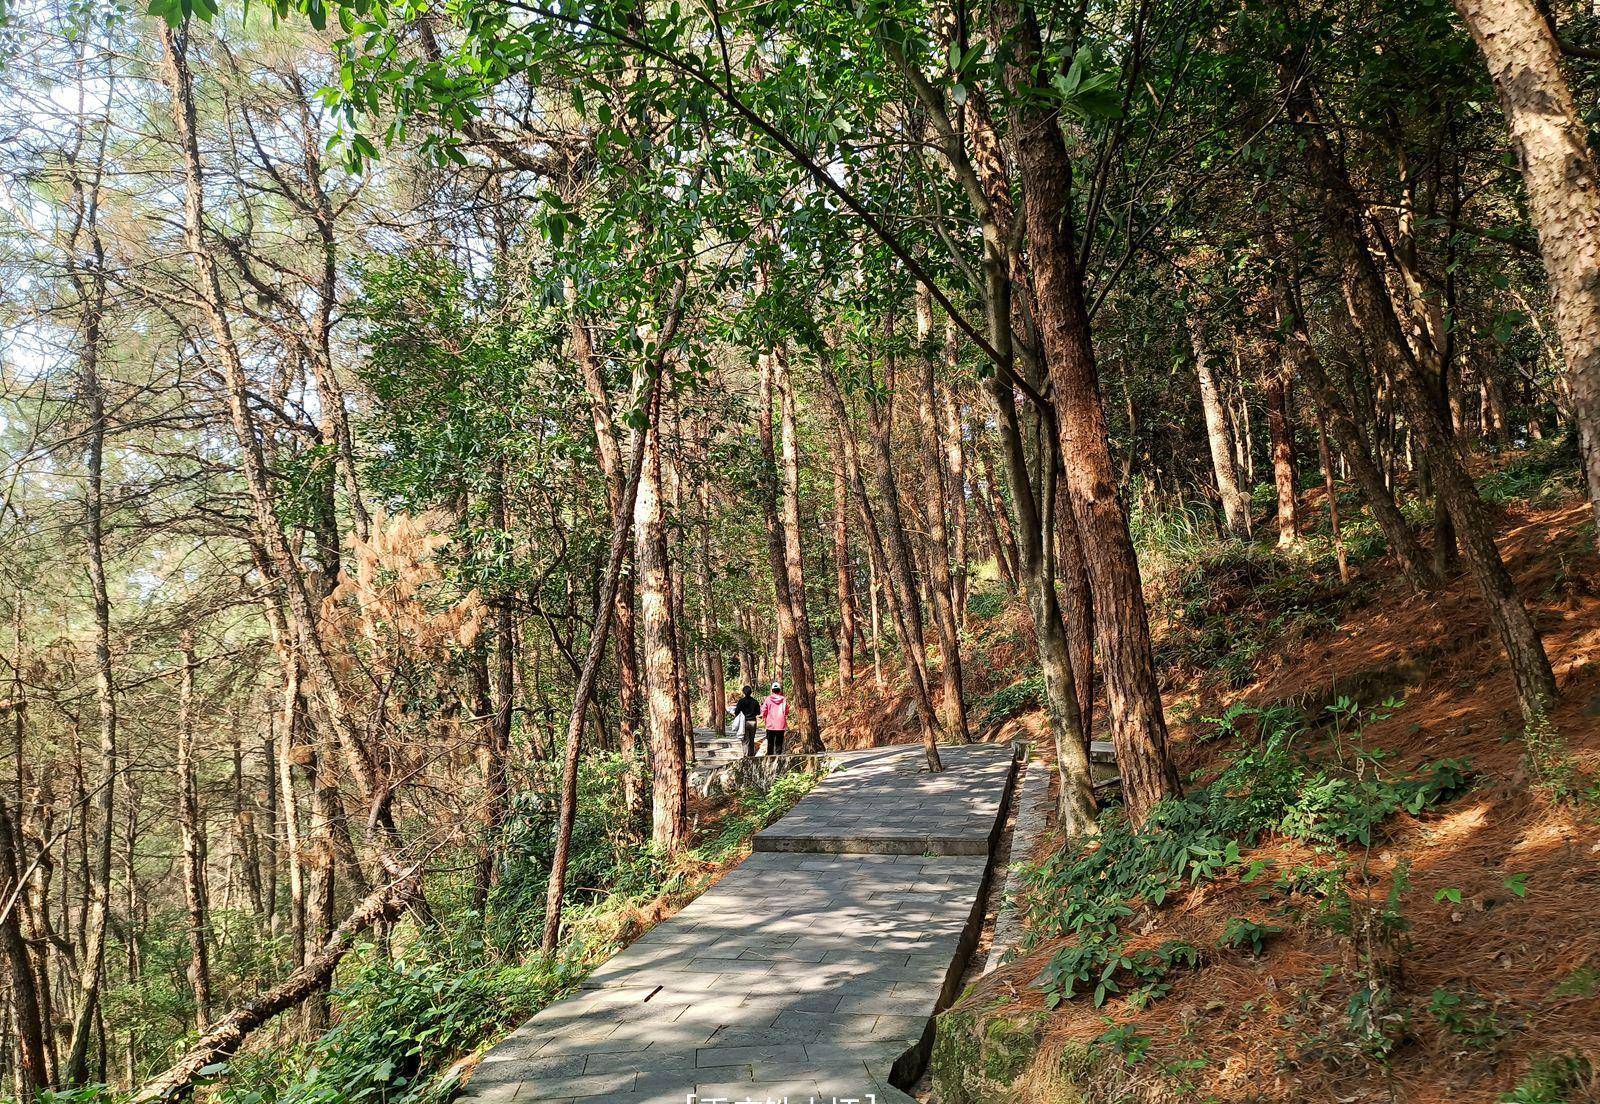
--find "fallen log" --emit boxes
[130,866,422,1104]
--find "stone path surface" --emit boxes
[459,742,1017,1104]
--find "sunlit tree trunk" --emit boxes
[914,291,970,743]
[1190,316,1250,538]
[1454,0,1600,552]
[158,22,401,872]
[1265,366,1300,547]
[635,393,688,852]
[831,456,858,698]
[0,791,48,1099]
[776,354,822,750]
[994,0,1179,822]
[939,383,972,623]
[863,359,945,771]
[757,345,820,749]
[570,294,645,824]
[64,171,115,1086]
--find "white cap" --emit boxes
[771,682,782,691]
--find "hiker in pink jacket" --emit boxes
[759,682,788,755]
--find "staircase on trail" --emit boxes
[456,742,1021,1104]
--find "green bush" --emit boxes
[979,675,1046,727]
[965,586,1007,623]
[1020,704,1473,1012]
[1478,434,1580,506]
[1502,1054,1594,1103]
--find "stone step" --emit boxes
[753,744,1018,857]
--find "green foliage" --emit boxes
[1501,1054,1594,1103]
[1093,1020,1151,1065]
[212,953,579,1104]
[687,769,819,864]
[1020,704,1471,1014]
[964,585,1007,623]
[979,674,1045,727]
[1477,434,1581,506]
[1154,540,1353,688]
[1219,917,1279,957]
[1522,715,1600,806]
[1427,987,1505,1049]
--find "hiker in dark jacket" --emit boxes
[727,686,761,758]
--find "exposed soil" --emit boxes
[906,486,1600,1102]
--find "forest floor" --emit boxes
[820,447,1600,1103]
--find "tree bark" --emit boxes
[541,374,655,951]
[915,291,970,743]
[176,631,213,1031]
[635,387,689,853]
[570,294,646,825]
[0,792,48,1100]
[831,448,857,693]
[1265,366,1300,547]
[1190,316,1251,537]
[159,22,402,871]
[1454,0,1600,553]
[822,365,943,767]
[777,354,822,751]
[1274,260,1439,590]
[939,383,972,623]
[995,0,1179,822]
[65,189,116,1086]
[757,345,821,750]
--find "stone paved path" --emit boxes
[459,743,1017,1104]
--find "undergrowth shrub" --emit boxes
[979,674,1046,727]
[215,953,580,1104]
[1018,703,1473,1013]
[1153,541,1355,687]
[1478,433,1580,506]
[194,769,820,1104]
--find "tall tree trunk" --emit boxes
[863,367,945,771]
[776,354,822,750]
[176,631,213,1031]
[914,291,970,743]
[823,365,942,766]
[995,0,1179,822]
[542,373,655,951]
[939,382,972,623]
[1190,316,1251,538]
[0,792,48,1100]
[570,293,645,825]
[757,347,821,750]
[635,391,688,852]
[697,449,725,730]
[831,448,858,694]
[472,458,515,912]
[1454,0,1600,552]
[1265,367,1300,547]
[1274,260,1439,590]
[974,444,1019,588]
[1314,404,1352,583]
[65,214,115,1089]
[159,22,402,872]
[1287,68,1559,719]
